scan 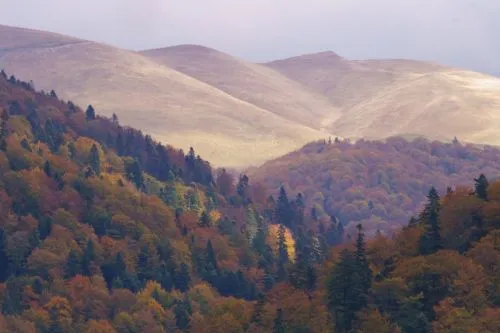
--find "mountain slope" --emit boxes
[265,52,500,144]
[0,25,327,168]
[140,45,340,130]
[248,137,500,235]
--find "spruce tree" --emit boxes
[355,224,372,307]
[199,211,212,228]
[65,249,81,278]
[327,249,366,333]
[474,174,489,201]
[85,105,96,121]
[275,186,292,228]
[206,240,218,272]
[273,308,286,333]
[89,144,100,175]
[419,187,442,255]
[82,240,95,276]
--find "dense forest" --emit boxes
[250,138,500,236]
[0,71,498,333]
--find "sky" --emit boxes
[1,0,499,75]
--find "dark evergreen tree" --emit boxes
[85,105,96,121]
[474,174,489,201]
[251,293,266,325]
[275,186,292,228]
[199,211,212,228]
[0,228,10,282]
[43,160,52,177]
[38,216,53,240]
[65,249,81,278]
[273,308,286,333]
[174,263,191,292]
[206,240,218,272]
[327,249,366,333]
[89,144,100,175]
[82,239,95,276]
[355,224,372,306]
[419,187,442,255]
[125,159,144,189]
[174,296,192,331]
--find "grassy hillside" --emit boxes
[141,45,339,130]
[265,52,500,144]
[0,25,326,168]
[249,137,500,236]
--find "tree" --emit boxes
[275,186,292,228]
[65,249,81,278]
[89,144,100,175]
[199,211,212,228]
[86,105,96,121]
[419,187,442,255]
[328,249,368,333]
[273,308,286,333]
[206,240,218,272]
[0,228,10,281]
[474,174,489,201]
[277,224,289,281]
[355,224,372,305]
[82,240,95,276]
[125,159,144,189]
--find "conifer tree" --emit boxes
[89,144,100,175]
[355,224,372,306]
[85,105,96,121]
[44,160,52,177]
[275,186,292,228]
[474,174,489,201]
[273,308,286,333]
[65,250,81,278]
[419,187,442,255]
[199,211,212,228]
[206,240,218,272]
[327,249,367,333]
[82,240,95,276]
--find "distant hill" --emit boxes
[248,137,500,235]
[4,24,500,170]
[0,25,328,168]
[265,52,500,144]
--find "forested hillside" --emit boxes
[0,71,498,333]
[249,138,500,236]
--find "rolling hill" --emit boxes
[264,52,500,143]
[0,25,329,168]
[3,24,500,170]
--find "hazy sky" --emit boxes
[1,0,499,75]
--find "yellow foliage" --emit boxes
[210,210,222,223]
[267,224,296,262]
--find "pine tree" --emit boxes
[174,263,191,292]
[275,186,292,228]
[65,249,81,278]
[199,211,212,228]
[89,144,100,175]
[327,249,367,333]
[419,187,442,255]
[273,308,286,333]
[82,240,95,276]
[0,228,10,282]
[125,159,144,189]
[206,240,218,272]
[85,105,96,121]
[43,160,52,177]
[474,174,489,201]
[355,224,372,307]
